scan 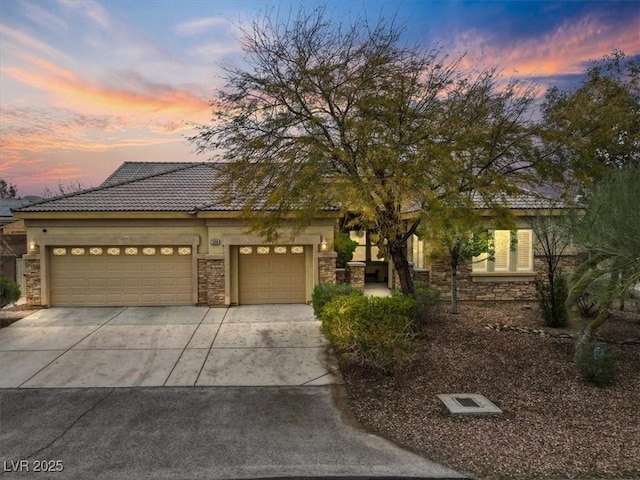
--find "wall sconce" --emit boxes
[319,237,328,252]
[28,239,37,251]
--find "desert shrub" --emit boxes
[311,283,363,318]
[333,231,359,268]
[576,291,599,318]
[574,340,617,387]
[320,293,418,373]
[0,276,21,308]
[412,282,441,327]
[535,272,569,328]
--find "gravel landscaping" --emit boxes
[337,301,640,480]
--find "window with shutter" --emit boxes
[516,230,533,271]
[493,230,511,271]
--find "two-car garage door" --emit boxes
[49,246,193,306]
[48,244,308,306]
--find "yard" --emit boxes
[337,301,640,480]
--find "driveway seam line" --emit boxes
[16,350,69,388]
[193,308,229,386]
[15,308,128,388]
[162,308,210,386]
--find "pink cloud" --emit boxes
[456,12,640,79]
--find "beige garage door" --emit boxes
[49,246,193,306]
[238,245,306,304]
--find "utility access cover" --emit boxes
[437,393,503,416]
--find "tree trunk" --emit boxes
[451,266,459,314]
[389,242,414,296]
[450,242,461,314]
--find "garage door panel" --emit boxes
[238,248,306,304]
[50,247,193,306]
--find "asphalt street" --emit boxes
[0,386,468,480]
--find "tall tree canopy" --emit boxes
[540,51,640,192]
[0,178,17,199]
[191,9,539,294]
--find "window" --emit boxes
[349,231,367,261]
[348,230,386,262]
[472,229,533,273]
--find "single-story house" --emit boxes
[14,161,577,307]
[1,196,43,289]
[13,162,338,307]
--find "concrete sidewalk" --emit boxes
[0,387,467,479]
[0,305,339,388]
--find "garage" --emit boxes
[238,245,306,304]
[49,245,193,306]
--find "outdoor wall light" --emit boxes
[320,237,328,251]
[28,239,37,251]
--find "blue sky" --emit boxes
[1,0,639,196]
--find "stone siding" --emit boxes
[24,256,41,306]
[197,257,225,306]
[391,262,414,289]
[336,268,347,284]
[414,268,429,284]
[428,254,579,302]
[346,262,365,291]
[318,254,337,284]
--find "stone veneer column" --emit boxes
[346,261,366,291]
[318,252,337,284]
[206,257,226,307]
[24,256,41,306]
[197,258,208,305]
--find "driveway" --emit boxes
[0,305,338,388]
[0,306,467,479]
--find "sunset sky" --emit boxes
[1,0,639,197]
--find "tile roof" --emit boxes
[14,161,564,214]
[101,162,196,186]
[472,190,562,210]
[15,163,243,213]
[1,197,43,218]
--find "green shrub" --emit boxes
[0,276,21,308]
[574,340,617,387]
[535,272,569,328]
[413,282,441,327]
[333,231,359,268]
[320,293,418,373]
[311,283,363,318]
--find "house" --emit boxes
[14,161,577,307]
[13,163,338,307]
[1,196,43,290]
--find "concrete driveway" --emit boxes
[0,305,467,478]
[0,305,339,388]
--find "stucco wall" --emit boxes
[22,217,334,306]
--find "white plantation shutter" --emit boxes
[472,253,488,272]
[493,230,510,271]
[517,229,533,271]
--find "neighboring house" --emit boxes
[14,163,338,307]
[1,196,42,289]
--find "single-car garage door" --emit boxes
[49,246,193,306]
[238,245,306,304]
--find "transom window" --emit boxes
[472,229,533,273]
